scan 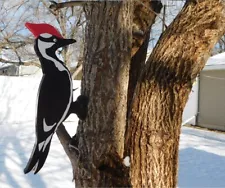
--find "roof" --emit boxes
[0,62,12,69]
[203,52,225,70]
[0,65,16,70]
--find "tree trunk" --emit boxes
[128,0,225,187]
[56,0,225,187]
[74,1,133,187]
[127,0,162,114]
[126,0,162,157]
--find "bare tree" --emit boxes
[0,0,84,77]
[0,0,37,66]
[1,0,222,187]
[129,0,225,187]
[52,0,225,187]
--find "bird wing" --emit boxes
[24,72,72,174]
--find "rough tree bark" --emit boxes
[55,0,160,187]
[55,0,225,187]
[128,0,225,187]
[72,1,163,187]
[74,1,133,187]
[127,0,162,114]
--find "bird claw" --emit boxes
[77,95,89,120]
[70,95,89,120]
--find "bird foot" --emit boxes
[69,95,89,120]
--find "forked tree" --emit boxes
[55,0,225,187]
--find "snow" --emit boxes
[0,76,79,188]
[19,66,41,77]
[179,127,225,187]
[1,75,225,187]
[206,52,225,66]
[204,52,225,70]
[123,156,130,167]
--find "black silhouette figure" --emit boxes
[24,23,88,174]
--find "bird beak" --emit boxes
[58,38,76,48]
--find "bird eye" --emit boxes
[53,38,57,43]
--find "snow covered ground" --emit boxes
[0,76,78,188]
[1,76,225,188]
[179,128,225,187]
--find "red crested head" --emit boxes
[25,22,63,39]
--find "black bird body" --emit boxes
[24,23,88,174]
[35,39,73,129]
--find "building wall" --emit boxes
[182,78,199,125]
[197,70,225,131]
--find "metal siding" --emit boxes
[197,70,225,131]
[182,78,199,125]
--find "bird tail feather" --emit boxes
[24,136,53,174]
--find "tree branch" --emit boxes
[22,61,41,68]
[49,1,87,11]
[56,123,79,167]
[49,0,120,10]
[0,57,41,68]
[129,0,225,186]
[125,0,162,157]
[56,124,72,157]
[72,64,82,79]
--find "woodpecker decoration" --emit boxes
[24,23,88,174]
